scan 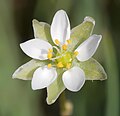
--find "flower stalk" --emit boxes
[59,92,73,116]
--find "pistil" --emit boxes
[57,62,64,68]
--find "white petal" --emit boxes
[31,66,57,90]
[20,39,52,60]
[62,66,85,92]
[75,34,102,61]
[51,10,70,45]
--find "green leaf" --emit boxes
[12,59,47,80]
[68,16,95,51]
[73,58,107,80]
[32,19,54,45]
[46,69,65,105]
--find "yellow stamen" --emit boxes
[57,62,64,68]
[67,39,71,44]
[48,49,53,53]
[74,51,79,56]
[62,44,67,50]
[47,63,52,68]
[66,63,71,69]
[47,53,52,59]
[55,39,60,45]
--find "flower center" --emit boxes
[56,51,72,69]
[47,39,79,69]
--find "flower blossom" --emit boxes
[13,10,102,92]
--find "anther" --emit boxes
[47,63,52,68]
[67,39,71,44]
[62,44,67,51]
[66,63,71,69]
[57,62,64,68]
[55,39,60,45]
[74,51,79,56]
[48,49,53,53]
[47,53,52,59]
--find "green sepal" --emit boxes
[32,19,54,45]
[73,58,107,80]
[12,59,47,80]
[69,16,95,51]
[46,68,65,105]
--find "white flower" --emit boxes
[19,10,102,92]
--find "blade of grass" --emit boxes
[103,31,119,116]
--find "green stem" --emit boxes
[59,92,66,116]
[59,92,73,116]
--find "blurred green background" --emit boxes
[0,0,119,116]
